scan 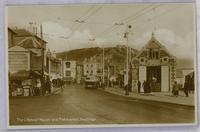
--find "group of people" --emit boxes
[137,80,152,94]
[137,79,193,97]
[31,76,64,96]
[172,80,192,97]
[30,76,51,96]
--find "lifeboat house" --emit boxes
[133,33,176,92]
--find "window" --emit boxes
[86,70,89,73]
[164,58,168,61]
[149,49,159,59]
[65,71,71,76]
[141,59,144,62]
[91,70,93,74]
[91,64,93,68]
[65,62,70,68]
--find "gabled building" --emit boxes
[12,29,48,75]
[132,33,176,92]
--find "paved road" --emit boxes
[9,84,195,125]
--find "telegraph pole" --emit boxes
[124,25,132,96]
[102,44,105,89]
[40,24,45,95]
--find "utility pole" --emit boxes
[124,25,132,96]
[102,44,105,89]
[40,24,45,95]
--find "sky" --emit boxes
[7,3,195,62]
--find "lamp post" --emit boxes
[124,25,132,96]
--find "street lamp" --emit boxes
[124,25,132,96]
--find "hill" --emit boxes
[56,46,138,67]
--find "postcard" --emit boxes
[6,3,197,128]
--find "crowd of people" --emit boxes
[136,78,194,97]
[23,76,64,96]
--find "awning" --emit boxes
[10,71,30,80]
[9,70,42,80]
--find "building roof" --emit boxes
[13,29,47,43]
[16,37,42,49]
[186,71,194,77]
[8,27,17,34]
[136,32,173,58]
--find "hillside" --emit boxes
[56,46,138,66]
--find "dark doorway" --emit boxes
[147,66,161,92]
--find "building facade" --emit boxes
[132,33,176,92]
[76,62,83,84]
[83,61,98,76]
[46,50,62,82]
[62,60,76,82]
[8,28,47,96]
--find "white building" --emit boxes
[132,33,176,92]
[62,60,76,82]
[83,62,98,76]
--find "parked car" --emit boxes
[84,76,100,89]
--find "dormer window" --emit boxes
[149,48,159,59]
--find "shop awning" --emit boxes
[10,71,30,80]
[9,70,42,80]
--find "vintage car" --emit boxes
[84,76,100,89]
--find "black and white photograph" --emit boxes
[6,2,196,128]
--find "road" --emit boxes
[9,84,195,125]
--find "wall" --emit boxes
[9,52,30,73]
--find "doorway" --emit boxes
[147,66,161,92]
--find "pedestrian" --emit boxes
[147,81,151,93]
[137,80,141,93]
[172,81,179,97]
[36,79,41,96]
[142,80,147,93]
[45,76,51,94]
[60,78,64,92]
[184,77,189,97]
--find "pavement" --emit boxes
[9,84,195,125]
[103,86,195,107]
